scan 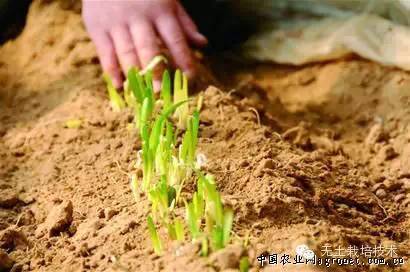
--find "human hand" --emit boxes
[82,0,208,88]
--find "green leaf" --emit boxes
[179,129,191,163]
[150,100,188,158]
[201,236,209,257]
[196,95,204,112]
[239,256,250,272]
[140,97,152,136]
[136,71,146,100]
[211,226,224,250]
[223,208,234,247]
[127,67,143,103]
[161,70,172,110]
[149,116,166,157]
[123,81,135,108]
[186,201,200,239]
[192,192,204,220]
[174,219,184,242]
[165,121,175,147]
[191,110,200,151]
[147,216,162,255]
[178,73,189,127]
[103,73,125,112]
[167,223,177,240]
[167,185,176,207]
[161,99,189,118]
[144,70,154,102]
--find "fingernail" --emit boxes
[195,32,208,43]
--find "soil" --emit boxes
[0,1,409,272]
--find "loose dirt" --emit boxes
[0,1,409,272]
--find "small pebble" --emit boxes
[394,194,406,203]
[375,188,387,198]
[371,183,383,192]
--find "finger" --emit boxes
[129,20,161,70]
[155,14,196,78]
[110,25,140,75]
[92,31,122,88]
[176,2,208,47]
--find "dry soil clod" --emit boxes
[35,200,73,237]
[0,249,14,272]
[0,228,29,252]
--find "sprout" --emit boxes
[103,73,126,112]
[196,95,204,112]
[201,174,234,251]
[149,176,175,220]
[185,194,202,240]
[127,67,144,104]
[174,218,185,242]
[140,100,188,191]
[173,70,189,128]
[119,68,236,256]
[147,216,162,255]
[239,256,250,272]
[179,110,200,166]
[64,119,82,129]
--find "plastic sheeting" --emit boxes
[240,0,410,70]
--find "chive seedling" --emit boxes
[147,215,162,255]
[239,256,250,272]
[103,74,126,112]
[173,70,189,128]
[64,119,82,129]
[179,111,199,166]
[201,174,234,251]
[115,66,237,256]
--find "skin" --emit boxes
[82,0,208,88]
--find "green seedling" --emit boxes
[174,218,185,242]
[180,110,200,166]
[201,174,234,251]
[103,73,126,112]
[127,67,144,104]
[147,215,162,255]
[140,100,188,191]
[149,176,176,221]
[171,110,200,203]
[196,95,204,112]
[239,256,250,272]
[144,70,155,100]
[139,95,154,134]
[166,217,185,242]
[185,193,203,240]
[173,70,189,128]
[201,236,209,257]
[123,67,236,256]
[155,121,174,177]
[64,119,82,129]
